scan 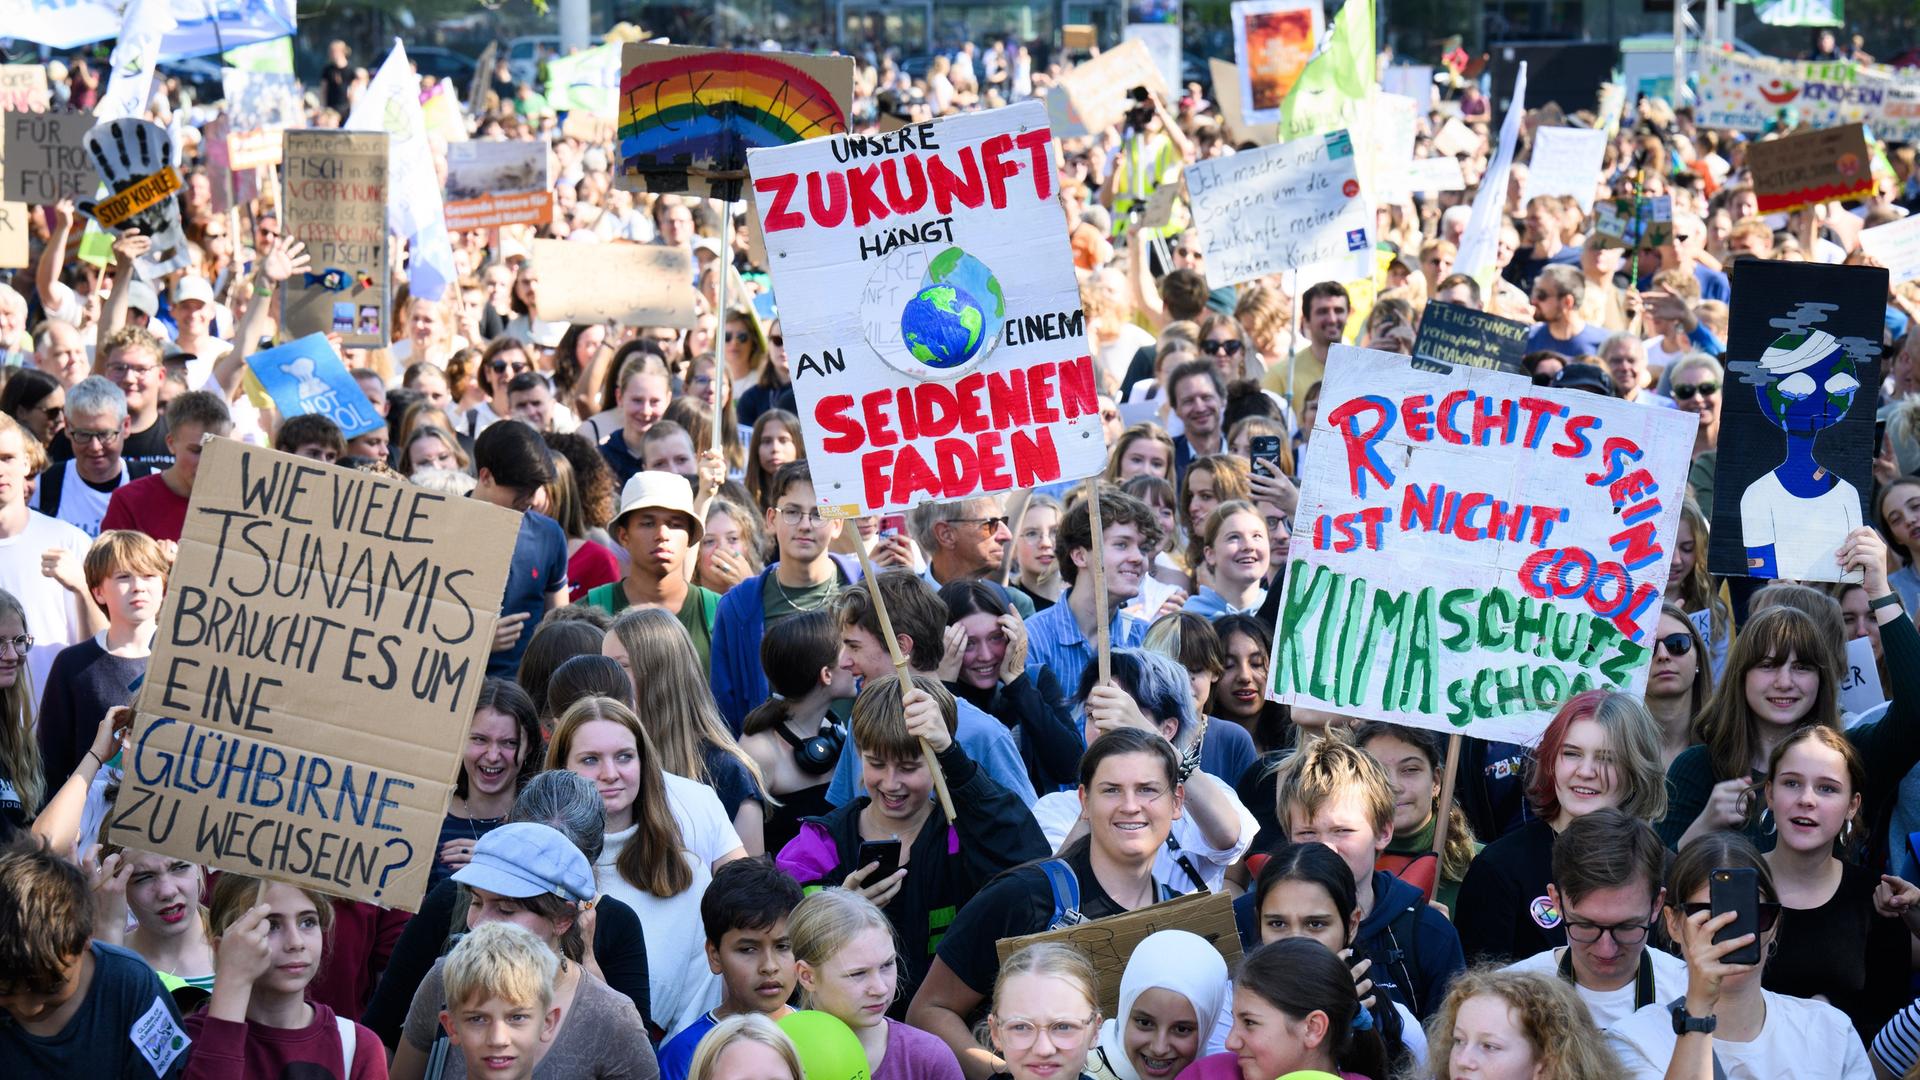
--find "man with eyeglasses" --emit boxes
[711,460,863,731]
[1505,809,1686,1027]
[74,327,173,471]
[909,496,1034,618]
[1523,266,1609,360]
[29,376,150,537]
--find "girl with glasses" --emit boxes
[1178,938,1388,1080]
[737,318,796,429]
[1608,832,1872,1080]
[720,308,769,391]
[1644,604,1712,769]
[0,368,65,448]
[990,943,1103,1080]
[1196,314,1261,385]
[1756,726,1909,1038]
[468,338,536,437]
[791,887,964,1080]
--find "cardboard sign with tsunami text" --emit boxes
[746,100,1105,516]
[108,439,519,911]
[1273,346,1695,744]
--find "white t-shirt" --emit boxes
[30,458,126,537]
[1030,772,1256,895]
[0,510,92,704]
[1505,946,1688,1028]
[1098,323,1155,391]
[1606,990,1872,1080]
[1739,471,1862,581]
[1644,336,1690,373]
[592,771,742,1040]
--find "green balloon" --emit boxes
[1276,1072,1345,1080]
[778,1010,872,1080]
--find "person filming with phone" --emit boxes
[1605,833,1872,1079]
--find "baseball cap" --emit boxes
[126,279,159,318]
[173,276,214,307]
[1552,363,1616,397]
[611,470,703,543]
[451,822,595,903]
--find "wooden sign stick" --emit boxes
[1431,733,1463,861]
[710,194,729,458]
[852,534,957,821]
[1087,484,1111,685]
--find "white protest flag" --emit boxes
[94,0,173,123]
[1453,61,1526,293]
[345,40,456,302]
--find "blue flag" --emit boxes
[245,333,384,439]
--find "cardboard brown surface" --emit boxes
[0,65,49,112]
[1748,123,1875,215]
[528,239,701,328]
[1138,174,1185,229]
[108,439,519,910]
[1209,57,1278,146]
[4,111,94,203]
[1059,40,1170,136]
[615,44,854,199]
[0,201,25,268]
[1063,25,1098,51]
[994,889,1242,1016]
[281,130,389,347]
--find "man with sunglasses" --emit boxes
[1506,809,1686,1027]
[1523,266,1609,359]
[909,495,1034,618]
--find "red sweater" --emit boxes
[183,1003,388,1080]
[308,898,411,1019]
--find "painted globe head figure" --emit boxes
[1753,326,1859,437]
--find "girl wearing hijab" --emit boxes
[1088,931,1230,1080]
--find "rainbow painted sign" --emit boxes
[616,45,854,199]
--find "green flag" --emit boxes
[1278,0,1376,143]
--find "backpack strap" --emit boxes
[1037,859,1082,929]
[335,1014,358,1070]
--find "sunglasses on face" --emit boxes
[1201,339,1244,356]
[1680,901,1781,934]
[1672,380,1720,400]
[725,330,754,344]
[1655,632,1694,657]
[768,334,784,347]
[490,359,531,374]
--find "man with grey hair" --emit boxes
[1523,265,1608,358]
[29,375,149,536]
[1599,332,1675,408]
[909,494,1033,617]
[1637,209,1731,303]
[33,318,89,388]
[0,286,28,367]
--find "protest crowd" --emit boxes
[10,2,1920,1080]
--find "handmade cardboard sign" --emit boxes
[1747,123,1874,215]
[282,130,389,347]
[1057,39,1170,136]
[223,70,304,170]
[995,889,1241,1019]
[1592,196,1672,250]
[1062,25,1098,51]
[444,140,552,230]
[1859,215,1920,285]
[106,438,518,910]
[1274,345,1695,743]
[1432,117,1479,157]
[527,239,700,328]
[1523,126,1608,212]
[1697,51,1920,143]
[0,66,49,112]
[1209,57,1278,146]
[1412,302,1528,374]
[0,199,25,268]
[1839,635,1885,715]
[1231,0,1323,125]
[1185,128,1374,288]
[616,45,854,200]
[1138,176,1185,229]
[244,334,386,438]
[1707,260,1885,582]
[4,111,94,203]
[747,100,1105,516]
[80,118,189,274]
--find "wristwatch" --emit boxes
[1669,1002,1717,1036]
[1870,593,1903,612]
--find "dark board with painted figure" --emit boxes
[1706,259,1886,582]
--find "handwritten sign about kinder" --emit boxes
[108,439,518,910]
[1273,346,1695,744]
[281,130,388,347]
[747,100,1105,516]
[1185,129,1374,287]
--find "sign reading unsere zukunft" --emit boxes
[1272,346,1696,744]
[746,100,1105,516]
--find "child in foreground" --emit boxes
[439,921,562,1080]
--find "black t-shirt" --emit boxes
[1764,859,1910,1037]
[934,846,1127,997]
[0,941,188,1077]
[321,62,352,112]
[1454,817,1562,965]
[122,419,172,470]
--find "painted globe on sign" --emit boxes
[901,283,988,370]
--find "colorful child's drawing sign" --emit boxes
[1273,345,1696,745]
[616,45,854,199]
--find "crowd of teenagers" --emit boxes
[6,17,1920,1080]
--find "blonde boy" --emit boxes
[438,921,562,1080]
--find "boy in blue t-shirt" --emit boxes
[0,837,189,1078]
[656,857,804,1080]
